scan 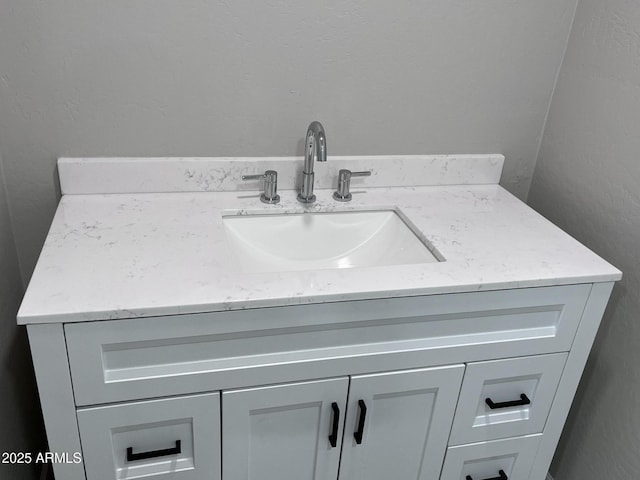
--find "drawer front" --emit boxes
[77,393,221,480]
[66,284,590,405]
[440,434,542,480]
[449,353,567,445]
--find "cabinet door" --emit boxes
[222,377,348,480]
[339,365,465,480]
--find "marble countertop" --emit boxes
[18,183,621,324]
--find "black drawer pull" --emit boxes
[485,393,531,410]
[126,440,181,462]
[353,400,367,445]
[466,469,508,480]
[329,402,340,448]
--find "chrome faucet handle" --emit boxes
[333,169,372,202]
[242,170,280,204]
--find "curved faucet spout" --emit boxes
[298,121,327,204]
[305,121,327,169]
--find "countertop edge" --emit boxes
[17,276,621,325]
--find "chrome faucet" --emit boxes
[297,121,327,204]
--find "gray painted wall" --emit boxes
[0,0,578,281]
[528,1,640,478]
[0,150,43,479]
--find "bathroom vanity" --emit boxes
[18,155,621,480]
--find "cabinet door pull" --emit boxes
[126,440,181,462]
[466,469,508,480]
[329,402,340,448]
[485,393,531,410]
[353,399,367,445]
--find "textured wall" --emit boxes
[0,151,43,479]
[0,0,578,281]
[528,1,640,478]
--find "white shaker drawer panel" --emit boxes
[77,393,221,480]
[65,284,589,406]
[440,434,542,480]
[449,353,567,445]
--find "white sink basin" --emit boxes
[223,210,441,273]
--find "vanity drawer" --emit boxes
[449,353,567,445]
[440,434,542,480]
[76,392,221,480]
[65,284,589,406]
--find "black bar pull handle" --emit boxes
[466,469,508,480]
[126,440,181,462]
[329,402,340,448]
[353,400,367,445]
[485,393,531,410]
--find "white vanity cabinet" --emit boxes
[26,282,615,480]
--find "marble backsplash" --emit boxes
[58,154,504,195]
